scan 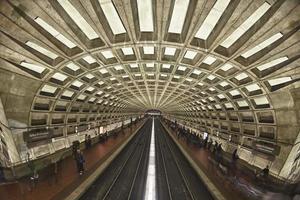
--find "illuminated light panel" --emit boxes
[97,90,104,95]
[256,56,288,71]
[121,47,134,55]
[229,89,240,96]
[101,50,114,59]
[215,104,221,109]
[25,41,58,59]
[207,75,216,80]
[86,86,95,92]
[143,46,155,54]
[209,87,215,91]
[41,85,57,93]
[83,55,96,64]
[85,73,95,79]
[225,102,233,108]
[62,90,74,97]
[35,17,76,48]
[98,81,105,85]
[77,94,86,100]
[72,80,83,87]
[245,83,260,92]
[89,97,96,102]
[164,47,176,56]
[237,100,248,107]
[184,50,197,59]
[217,94,225,99]
[220,63,233,71]
[146,63,155,68]
[241,33,283,58]
[66,63,80,71]
[220,2,271,48]
[114,65,123,70]
[20,62,46,74]
[173,75,180,79]
[192,69,202,75]
[203,56,216,65]
[254,96,269,105]
[130,64,138,68]
[99,68,108,74]
[122,75,129,78]
[137,0,154,32]
[195,0,231,40]
[268,77,292,86]
[99,0,126,34]
[52,72,67,81]
[208,97,214,101]
[219,81,229,87]
[162,64,171,69]
[57,0,99,40]
[235,72,248,81]
[186,78,193,82]
[110,77,116,81]
[160,74,167,77]
[135,73,141,77]
[197,82,204,86]
[168,0,190,34]
[97,99,103,104]
[178,66,187,71]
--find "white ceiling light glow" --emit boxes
[220,2,271,48]
[256,56,288,71]
[195,0,231,40]
[137,0,154,32]
[25,41,58,59]
[57,0,99,40]
[168,0,190,34]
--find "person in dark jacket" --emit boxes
[75,150,85,175]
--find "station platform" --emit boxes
[0,121,145,200]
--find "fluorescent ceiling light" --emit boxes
[98,81,105,85]
[215,104,221,109]
[130,64,138,68]
[237,100,248,107]
[104,94,110,97]
[147,73,154,76]
[89,97,96,102]
[256,56,288,71]
[97,90,104,95]
[235,72,248,80]
[207,75,215,80]
[143,46,154,54]
[86,86,95,91]
[137,0,154,32]
[78,94,86,100]
[229,89,240,96]
[114,65,123,70]
[220,63,233,71]
[97,99,103,103]
[122,75,129,78]
[25,41,58,59]
[121,47,134,55]
[197,82,204,86]
[168,0,190,33]
[225,102,233,108]
[20,62,46,74]
[186,78,193,82]
[173,75,180,79]
[208,97,214,101]
[110,77,116,81]
[57,0,99,40]
[135,73,141,77]
[245,83,260,92]
[178,66,187,71]
[85,73,95,79]
[220,2,271,48]
[219,81,229,87]
[203,56,216,65]
[195,0,231,40]
[164,47,176,56]
[241,32,283,58]
[184,50,197,59]
[161,74,167,77]
[101,50,114,59]
[162,64,171,69]
[268,77,292,86]
[62,90,74,97]
[72,80,83,87]
[99,68,108,74]
[217,94,225,99]
[209,87,215,91]
[192,69,201,75]
[83,55,96,64]
[41,85,57,93]
[146,63,154,68]
[66,63,80,71]
[52,72,67,81]
[99,0,126,34]
[35,17,76,48]
[254,96,269,105]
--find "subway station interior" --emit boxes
[0,0,299,199]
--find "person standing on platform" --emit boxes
[75,149,85,175]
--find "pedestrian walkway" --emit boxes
[0,121,145,200]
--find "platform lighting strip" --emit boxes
[25,41,58,59]
[57,0,99,40]
[144,118,156,200]
[99,0,126,34]
[220,2,271,48]
[137,0,154,32]
[20,62,46,74]
[168,0,190,34]
[195,0,231,40]
[34,17,76,48]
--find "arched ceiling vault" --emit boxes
[0,0,300,170]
